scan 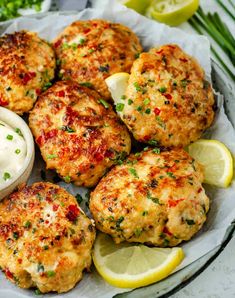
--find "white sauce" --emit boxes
[0,120,27,185]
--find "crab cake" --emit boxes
[90,148,209,247]
[53,19,142,100]
[29,81,131,187]
[0,31,55,114]
[118,44,215,147]
[0,182,95,293]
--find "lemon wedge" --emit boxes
[118,0,151,14]
[188,139,234,188]
[92,233,184,288]
[105,72,130,104]
[147,0,199,26]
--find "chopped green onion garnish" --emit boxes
[6,134,13,140]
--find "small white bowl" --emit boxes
[0,107,35,200]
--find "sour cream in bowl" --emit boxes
[0,107,34,200]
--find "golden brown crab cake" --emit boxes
[119,44,215,147]
[90,148,209,247]
[0,182,96,293]
[53,19,142,100]
[0,31,55,114]
[29,81,131,187]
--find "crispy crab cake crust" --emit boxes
[29,81,131,187]
[0,30,55,114]
[119,44,215,147]
[0,182,96,293]
[90,148,209,247]
[53,19,142,100]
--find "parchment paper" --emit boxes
[0,1,235,297]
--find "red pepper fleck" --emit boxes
[84,28,91,34]
[5,268,14,280]
[36,129,58,146]
[156,49,163,54]
[53,204,59,211]
[36,88,41,95]
[163,226,173,236]
[167,45,176,50]
[154,107,161,115]
[57,90,65,97]
[54,39,62,48]
[0,97,8,106]
[168,198,184,208]
[180,58,188,63]
[198,188,202,193]
[18,259,22,264]
[45,220,49,224]
[143,135,151,141]
[66,205,80,222]
[22,72,36,85]
[163,94,172,100]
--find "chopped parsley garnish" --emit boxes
[47,270,55,277]
[98,99,110,109]
[6,86,11,91]
[128,99,133,105]
[24,221,31,228]
[99,64,109,72]
[135,53,140,59]
[167,172,176,179]
[159,87,166,93]
[61,125,75,133]
[47,154,57,159]
[79,82,93,88]
[173,81,177,86]
[135,228,142,237]
[128,168,139,178]
[64,175,71,183]
[145,108,151,114]
[152,148,160,154]
[15,149,21,154]
[79,38,85,45]
[15,128,23,137]
[43,245,49,250]
[147,191,161,204]
[143,98,150,105]
[148,140,159,146]
[116,103,125,112]
[136,106,142,112]
[13,232,19,240]
[6,134,13,140]
[133,82,141,91]
[121,95,126,100]
[116,216,124,229]
[75,194,83,204]
[34,289,42,295]
[42,82,52,91]
[142,211,148,216]
[186,219,195,225]
[3,172,10,180]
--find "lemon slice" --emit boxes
[92,233,184,288]
[147,0,199,26]
[118,0,151,14]
[105,72,130,104]
[188,139,234,188]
